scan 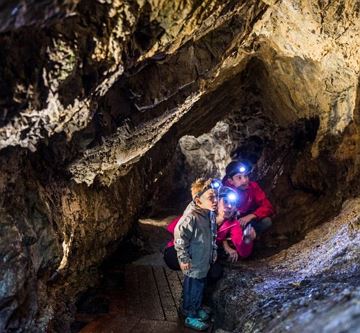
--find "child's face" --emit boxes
[196,189,218,211]
[228,173,249,190]
[218,198,236,220]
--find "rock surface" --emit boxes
[0,0,359,332]
[213,198,360,333]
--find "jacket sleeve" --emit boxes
[229,221,253,258]
[252,182,275,219]
[174,215,195,264]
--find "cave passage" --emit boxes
[71,51,360,332]
[1,2,359,332]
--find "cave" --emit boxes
[0,1,359,333]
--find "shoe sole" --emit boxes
[184,323,209,331]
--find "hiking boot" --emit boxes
[197,308,210,321]
[184,317,209,331]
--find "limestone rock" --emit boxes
[179,121,233,179]
[0,0,359,331]
[212,198,360,333]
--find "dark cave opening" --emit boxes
[135,56,331,259]
[16,52,353,332]
[67,53,359,331]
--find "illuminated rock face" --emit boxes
[0,0,359,331]
[212,198,360,333]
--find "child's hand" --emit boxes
[226,248,238,263]
[213,252,217,263]
[238,214,256,227]
[249,227,256,241]
[180,262,191,271]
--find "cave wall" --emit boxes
[0,0,359,331]
[150,56,360,246]
[213,197,360,332]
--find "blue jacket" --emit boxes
[174,202,216,279]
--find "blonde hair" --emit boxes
[191,178,212,199]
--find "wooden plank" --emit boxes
[176,270,184,284]
[80,316,212,333]
[164,268,183,310]
[80,315,138,333]
[79,264,220,333]
[136,265,165,321]
[152,266,179,322]
[107,290,126,316]
[124,265,143,318]
[131,319,184,333]
[130,318,158,333]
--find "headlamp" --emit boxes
[219,186,239,206]
[239,165,246,173]
[210,179,222,190]
[194,178,222,200]
[225,160,253,178]
[226,192,237,203]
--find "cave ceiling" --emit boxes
[0,0,358,181]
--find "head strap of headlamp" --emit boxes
[193,178,222,200]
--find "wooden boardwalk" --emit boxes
[78,264,212,333]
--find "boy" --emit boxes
[174,178,218,331]
[222,160,274,237]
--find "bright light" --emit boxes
[211,180,221,189]
[239,166,246,173]
[227,192,237,202]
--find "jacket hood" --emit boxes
[185,201,211,218]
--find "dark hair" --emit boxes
[218,186,237,198]
[224,160,253,179]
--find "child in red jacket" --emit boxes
[222,160,274,238]
[216,186,255,262]
[164,186,256,266]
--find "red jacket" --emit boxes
[166,215,253,258]
[223,180,274,219]
[217,219,253,257]
[166,216,181,248]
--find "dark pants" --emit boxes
[163,246,181,270]
[163,246,223,283]
[182,275,206,317]
[249,217,272,236]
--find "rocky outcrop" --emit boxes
[0,0,79,33]
[0,0,359,332]
[213,198,360,333]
